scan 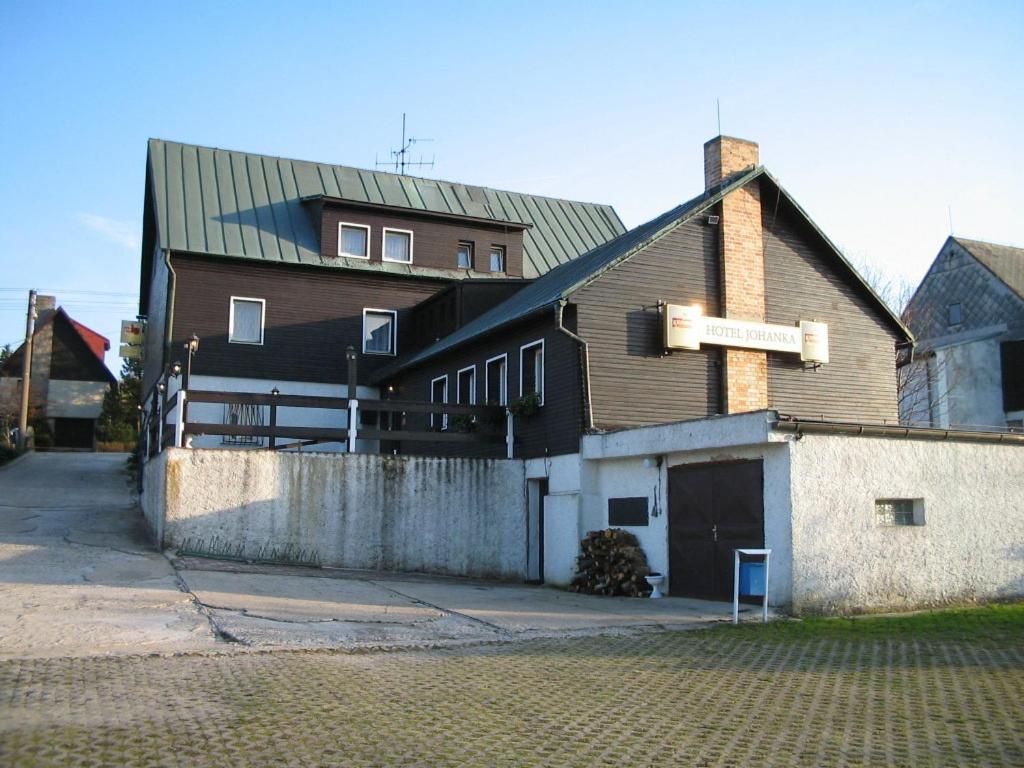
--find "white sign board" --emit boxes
[664,304,829,364]
[120,320,144,345]
[119,344,142,359]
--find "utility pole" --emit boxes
[17,290,37,451]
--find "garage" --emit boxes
[667,459,765,601]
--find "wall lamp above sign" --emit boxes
[663,303,829,364]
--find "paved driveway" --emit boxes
[2,620,1021,767]
[0,452,745,659]
[0,452,216,658]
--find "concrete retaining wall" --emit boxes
[788,433,1024,614]
[141,449,167,545]
[149,448,527,579]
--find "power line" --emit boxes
[0,288,138,297]
[0,301,137,307]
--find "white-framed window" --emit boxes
[519,339,545,405]
[338,222,370,259]
[457,365,476,405]
[485,353,508,406]
[489,245,505,273]
[431,375,449,430]
[383,228,414,264]
[228,296,265,345]
[362,308,397,355]
[457,241,474,269]
[875,498,926,526]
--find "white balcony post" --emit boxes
[156,387,164,453]
[506,408,514,459]
[174,389,187,448]
[348,399,359,453]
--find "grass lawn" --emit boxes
[721,600,1024,644]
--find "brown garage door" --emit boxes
[668,459,764,600]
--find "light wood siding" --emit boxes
[571,217,722,429]
[386,315,582,458]
[170,254,443,385]
[762,195,900,422]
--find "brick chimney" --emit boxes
[704,135,759,191]
[29,295,57,411]
[704,136,768,414]
[35,295,56,313]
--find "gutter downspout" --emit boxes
[555,299,594,432]
[150,248,176,406]
[164,249,176,360]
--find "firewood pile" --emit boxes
[571,528,652,597]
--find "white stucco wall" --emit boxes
[573,412,793,604]
[532,412,795,599]
[936,338,1007,429]
[172,374,379,453]
[152,448,527,579]
[524,453,586,585]
[46,379,108,419]
[788,433,1024,613]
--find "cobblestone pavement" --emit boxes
[2,622,1022,767]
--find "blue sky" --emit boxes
[1,1,1021,372]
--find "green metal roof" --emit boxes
[143,139,625,279]
[374,167,912,381]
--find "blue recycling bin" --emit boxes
[739,561,766,597]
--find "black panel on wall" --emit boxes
[609,497,649,527]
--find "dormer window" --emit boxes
[339,223,370,259]
[383,228,413,264]
[489,245,505,273]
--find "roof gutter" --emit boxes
[771,415,1024,445]
[555,299,594,432]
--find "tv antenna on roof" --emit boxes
[375,113,434,175]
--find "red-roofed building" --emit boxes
[0,296,116,449]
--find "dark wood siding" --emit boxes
[571,216,723,429]
[320,204,525,277]
[457,282,530,326]
[407,281,530,349]
[762,194,901,422]
[50,317,111,382]
[386,314,582,458]
[170,254,446,386]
